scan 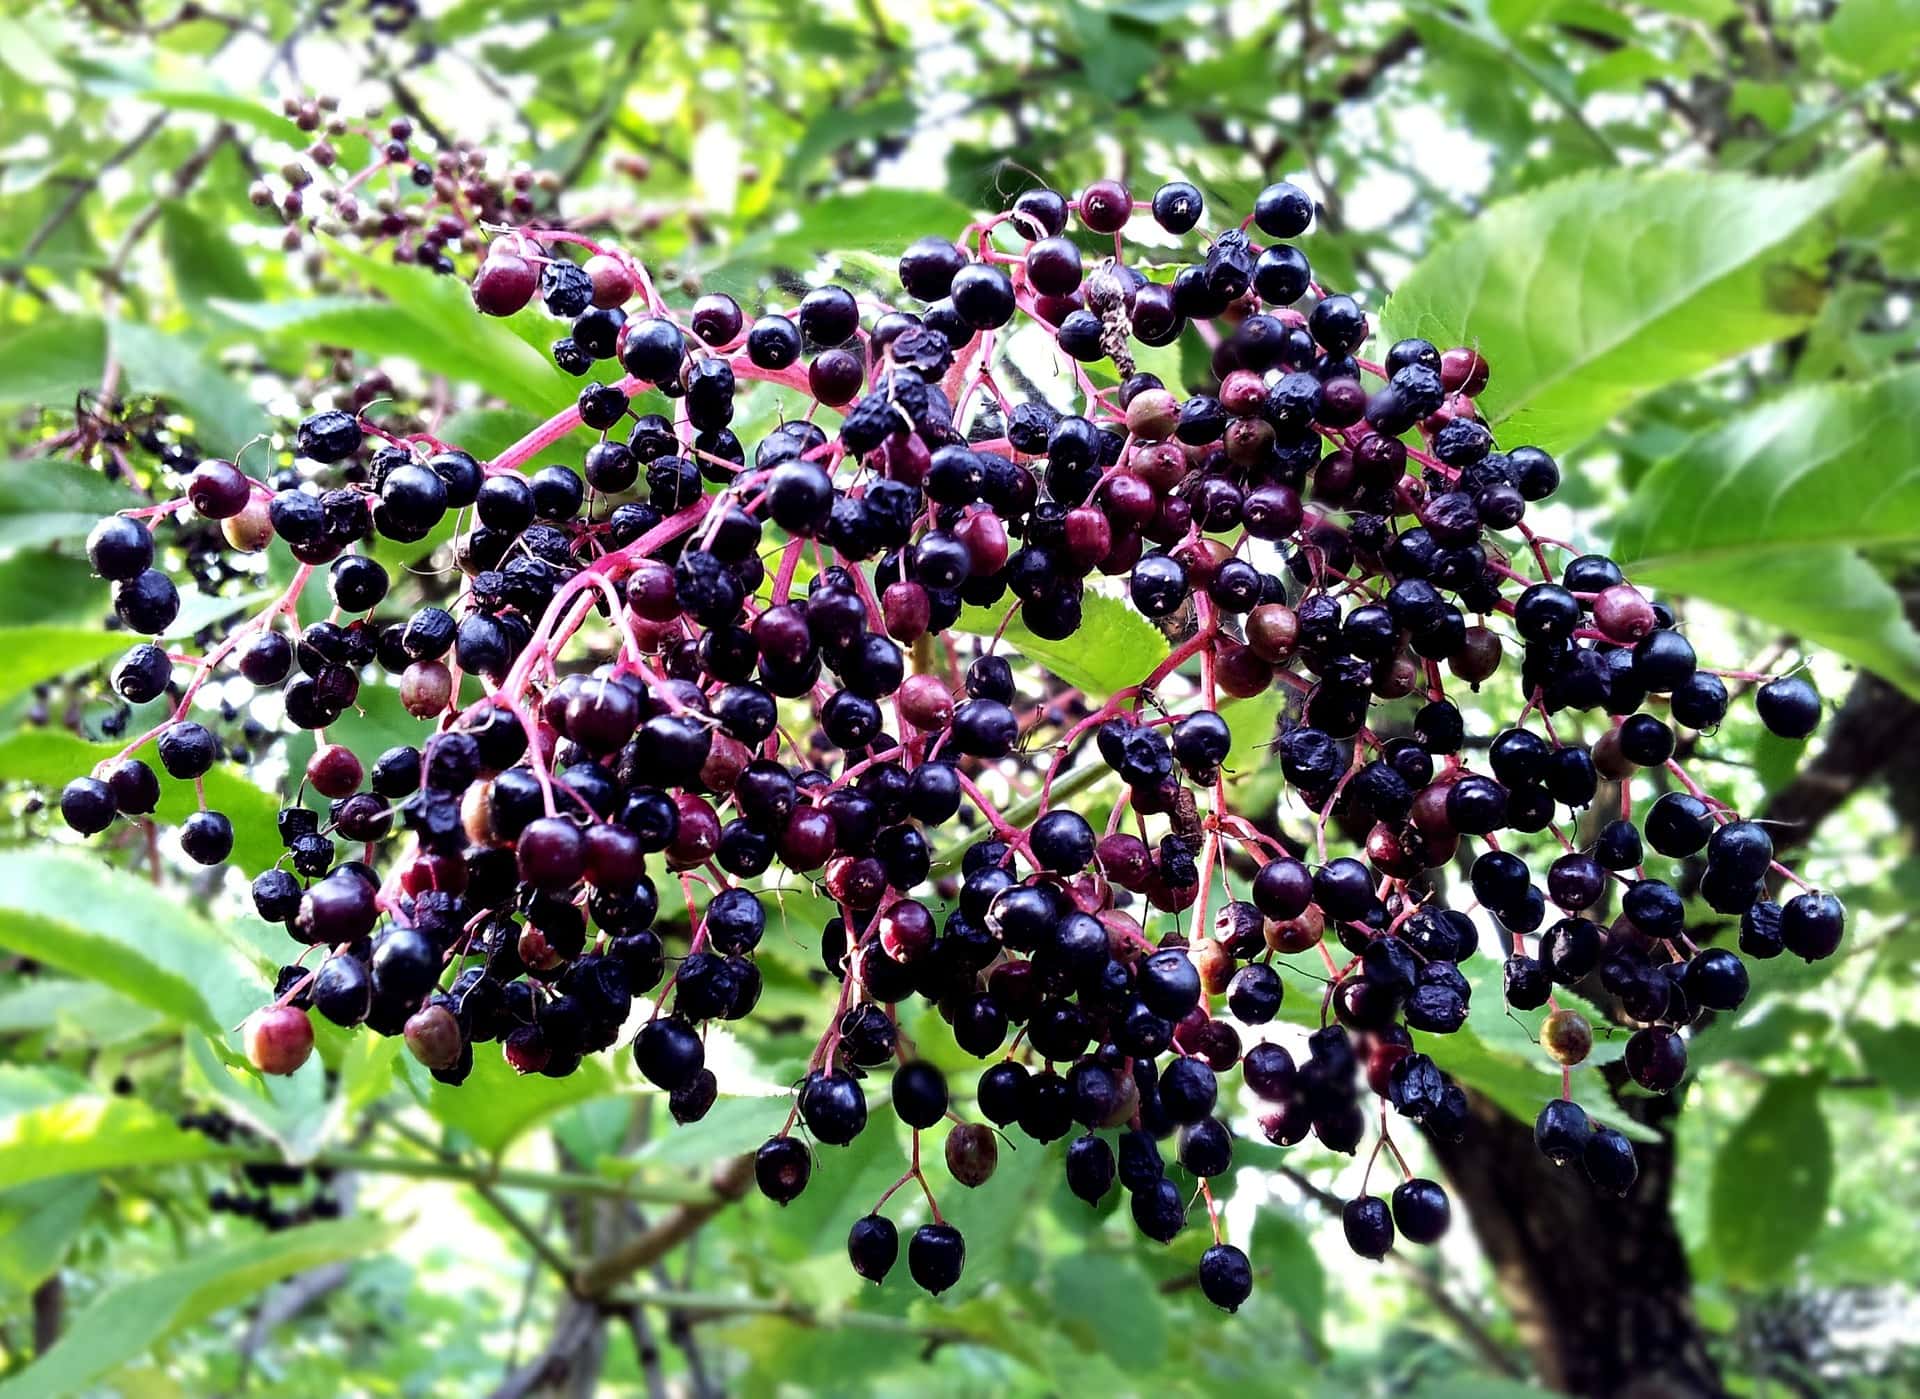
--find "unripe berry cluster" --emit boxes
[59,173,1840,1312]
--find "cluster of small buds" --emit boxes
[244,97,554,261]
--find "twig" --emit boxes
[489,1299,602,1399]
[610,1286,973,1344]
[105,123,238,282]
[192,1142,723,1205]
[621,1304,670,1399]
[1276,1165,1522,1378]
[16,113,167,266]
[573,1155,755,1297]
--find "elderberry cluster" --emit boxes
[56,172,1843,1313]
[178,1108,345,1231]
[249,95,553,261]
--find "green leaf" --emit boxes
[0,584,273,700]
[1707,1075,1833,1287]
[711,190,978,288]
[0,1093,223,1192]
[1633,547,1920,699]
[321,242,576,410]
[160,202,261,304]
[0,730,282,876]
[1048,1248,1168,1369]
[1823,0,1920,77]
[0,625,142,701]
[1379,155,1878,455]
[437,408,570,462]
[955,592,1169,701]
[626,1094,790,1167]
[1611,369,1920,691]
[1417,1023,1657,1142]
[1614,367,1920,568]
[138,85,292,138]
[1850,1022,1920,1099]
[0,316,107,409]
[1250,1204,1327,1344]
[0,979,162,1043]
[423,1038,617,1157]
[213,294,573,415]
[0,456,138,550]
[0,1178,98,1291]
[108,320,270,459]
[0,1217,396,1399]
[1221,686,1284,776]
[784,100,918,188]
[0,851,262,1037]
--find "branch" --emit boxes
[226,1262,352,1395]
[30,1276,62,1356]
[620,1304,670,1399]
[573,1155,755,1297]
[106,123,237,282]
[610,1286,973,1344]
[206,1143,723,1206]
[1276,1165,1522,1379]
[16,113,168,266]
[490,1299,603,1399]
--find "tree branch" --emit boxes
[573,1155,755,1297]
[489,1299,603,1399]
[1276,1165,1522,1378]
[16,113,168,266]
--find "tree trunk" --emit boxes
[1428,1087,1722,1398]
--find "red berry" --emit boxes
[306,742,363,798]
[1079,179,1133,234]
[472,252,537,316]
[244,1005,315,1075]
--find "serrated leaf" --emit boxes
[1634,547,1920,699]
[0,730,282,876]
[108,320,270,459]
[1250,1205,1327,1343]
[1707,1075,1832,1286]
[1379,155,1878,455]
[1614,367,1920,567]
[0,851,261,1036]
[0,1093,223,1191]
[1609,366,1920,693]
[0,1216,396,1399]
[0,316,107,409]
[955,592,1169,701]
[0,456,139,550]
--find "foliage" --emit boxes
[1,1,1917,1396]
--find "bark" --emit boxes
[1428,1088,1720,1399]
